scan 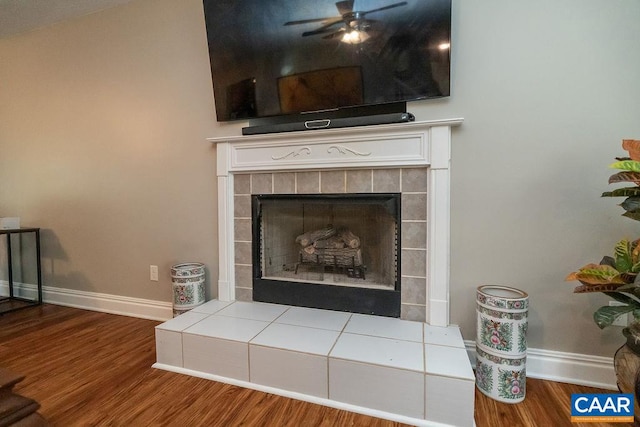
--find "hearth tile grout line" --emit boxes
[422,323,426,396]
[327,312,353,357]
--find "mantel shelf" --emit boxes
[207,118,464,145]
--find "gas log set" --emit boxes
[294,226,366,279]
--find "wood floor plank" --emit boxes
[0,304,631,426]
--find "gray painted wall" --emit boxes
[1,0,639,357]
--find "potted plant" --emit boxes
[566,140,640,331]
[566,139,640,419]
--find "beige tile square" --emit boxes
[234,218,252,242]
[401,277,427,305]
[401,249,427,277]
[234,241,252,264]
[401,304,426,322]
[402,193,427,221]
[373,169,400,192]
[321,170,346,193]
[252,173,273,194]
[234,264,253,288]
[346,169,372,193]
[235,286,252,301]
[296,171,320,193]
[234,174,251,195]
[402,168,428,192]
[320,170,346,193]
[234,195,251,218]
[402,221,427,249]
[273,172,296,194]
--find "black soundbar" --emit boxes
[242,112,415,136]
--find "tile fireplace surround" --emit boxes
[154,119,475,426]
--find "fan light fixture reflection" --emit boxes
[341,30,370,44]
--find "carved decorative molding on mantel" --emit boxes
[327,145,371,156]
[271,147,311,160]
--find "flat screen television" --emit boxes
[202,0,451,132]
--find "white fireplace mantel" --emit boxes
[208,118,463,327]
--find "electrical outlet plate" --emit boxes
[150,265,159,281]
[609,301,629,327]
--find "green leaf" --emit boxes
[594,305,636,329]
[571,264,625,285]
[615,239,633,272]
[621,197,640,213]
[604,291,640,307]
[622,211,640,221]
[602,187,640,197]
[609,172,640,184]
[600,256,616,268]
[610,160,640,172]
[632,239,640,263]
[614,284,640,299]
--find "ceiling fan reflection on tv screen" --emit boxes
[202,0,451,134]
[285,0,408,44]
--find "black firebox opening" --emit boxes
[251,193,401,317]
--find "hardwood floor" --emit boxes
[0,304,628,426]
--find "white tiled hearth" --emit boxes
[154,300,475,426]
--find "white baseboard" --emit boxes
[0,280,172,321]
[464,340,617,390]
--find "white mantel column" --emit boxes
[216,142,235,301]
[426,124,453,326]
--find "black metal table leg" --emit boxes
[35,229,42,305]
[0,228,43,313]
[6,233,13,298]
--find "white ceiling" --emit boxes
[0,0,133,39]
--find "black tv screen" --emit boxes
[202,0,451,122]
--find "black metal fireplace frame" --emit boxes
[251,193,401,317]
